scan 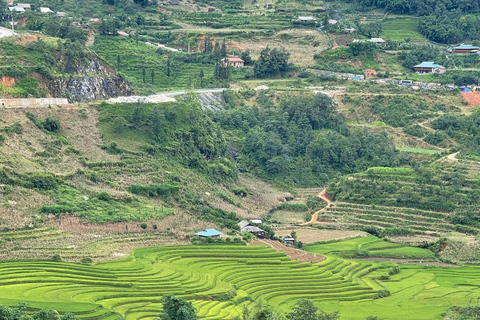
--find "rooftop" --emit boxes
[414,61,445,68]
[454,44,480,50]
[238,220,250,229]
[298,16,316,21]
[241,226,264,233]
[195,228,224,237]
[227,57,244,62]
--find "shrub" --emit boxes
[127,183,180,197]
[140,223,148,229]
[41,205,76,215]
[97,192,112,201]
[152,224,158,230]
[51,254,62,262]
[81,257,93,265]
[43,117,60,132]
[0,134,4,145]
[375,290,391,299]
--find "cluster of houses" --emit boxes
[194,220,296,245]
[412,44,480,75]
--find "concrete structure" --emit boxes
[223,57,244,68]
[0,98,69,108]
[453,44,480,54]
[195,228,223,239]
[414,61,446,74]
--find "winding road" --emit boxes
[303,189,332,225]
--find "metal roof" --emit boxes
[241,226,264,233]
[195,228,224,237]
[238,220,250,229]
[298,16,316,21]
[250,219,262,224]
[454,44,480,50]
[414,61,445,68]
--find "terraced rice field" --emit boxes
[0,245,384,319]
[2,243,480,319]
[323,163,480,236]
[305,235,436,259]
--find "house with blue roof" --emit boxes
[414,62,446,74]
[195,228,224,239]
[453,44,480,54]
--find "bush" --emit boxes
[140,223,148,229]
[41,205,76,215]
[43,117,60,132]
[127,183,180,197]
[81,257,93,265]
[0,134,4,145]
[51,254,62,262]
[97,192,112,201]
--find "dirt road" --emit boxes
[302,189,332,225]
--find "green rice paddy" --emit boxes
[381,19,425,41]
[0,244,479,319]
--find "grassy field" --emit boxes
[1,244,480,319]
[381,18,425,41]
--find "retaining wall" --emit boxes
[0,98,69,108]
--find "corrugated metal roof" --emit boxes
[195,228,224,237]
[241,226,264,232]
[454,44,480,50]
[238,220,250,229]
[414,61,445,68]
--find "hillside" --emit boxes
[0,35,133,101]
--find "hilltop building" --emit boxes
[414,62,446,74]
[282,235,295,245]
[453,44,480,54]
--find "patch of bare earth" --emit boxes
[249,238,325,263]
[237,29,332,67]
[274,227,367,244]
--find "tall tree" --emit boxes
[159,294,197,320]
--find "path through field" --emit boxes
[249,238,325,263]
[302,189,332,225]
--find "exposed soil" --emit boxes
[273,227,366,244]
[461,92,480,106]
[249,238,325,263]
[303,189,332,224]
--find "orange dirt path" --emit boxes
[302,189,332,225]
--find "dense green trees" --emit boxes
[211,93,402,186]
[254,47,290,78]
[0,304,77,320]
[158,294,197,320]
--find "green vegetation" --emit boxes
[0,244,479,319]
[381,19,424,41]
[304,235,436,259]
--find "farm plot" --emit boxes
[304,235,436,260]
[2,244,480,319]
[0,245,383,319]
[323,164,480,237]
[381,18,426,41]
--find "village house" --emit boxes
[222,57,244,68]
[453,44,480,54]
[16,3,30,10]
[40,7,53,13]
[344,27,356,33]
[282,235,295,245]
[195,228,223,239]
[56,12,66,18]
[238,220,265,238]
[8,6,25,12]
[369,38,386,45]
[414,62,446,74]
[298,16,317,23]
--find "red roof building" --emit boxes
[222,57,244,68]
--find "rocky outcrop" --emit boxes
[46,53,134,102]
[51,76,134,102]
